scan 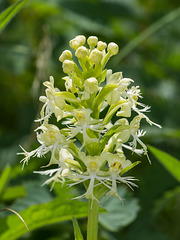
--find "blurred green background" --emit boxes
[0,0,180,240]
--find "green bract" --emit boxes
[18,35,161,201]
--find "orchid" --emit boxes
[19,35,161,240]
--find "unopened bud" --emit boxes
[97,41,107,51]
[89,49,103,64]
[69,35,86,50]
[107,42,119,55]
[75,46,88,59]
[59,50,72,62]
[62,60,74,73]
[39,96,47,103]
[87,36,98,47]
[84,77,99,94]
[49,76,55,83]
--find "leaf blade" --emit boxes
[92,84,117,118]
[0,0,29,31]
[99,186,140,232]
[0,165,11,196]
[0,199,88,240]
[1,185,26,201]
[72,216,84,240]
[149,145,180,182]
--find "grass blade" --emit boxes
[0,0,29,31]
[149,145,180,182]
[0,165,11,196]
[72,216,84,240]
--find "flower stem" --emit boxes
[87,199,99,240]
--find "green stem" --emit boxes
[101,52,111,68]
[87,199,99,240]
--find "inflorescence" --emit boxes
[18,35,161,202]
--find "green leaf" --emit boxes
[55,92,80,105]
[0,165,11,196]
[84,142,103,156]
[0,199,89,240]
[97,69,107,84]
[10,181,52,212]
[92,84,117,118]
[99,186,140,232]
[148,146,180,182]
[72,216,84,240]
[103,99,127,124]
[1,185,26,201]
[100,124,129,148]
[120,161,141,176]
[0,0,29,31]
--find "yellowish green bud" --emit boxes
[87,36,98,47]
[89,49,103,64]
[75,46,88,59]
[107,42,119,55]
[97,41,107,51]
[62,60,74,73]
[59,50,72,62]
[39,96,47,103]
[84,77,99,94]
[69,35,86,50]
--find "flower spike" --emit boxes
[19,35,161,202]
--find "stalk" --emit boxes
[87,199,99,240]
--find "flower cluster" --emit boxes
[19,35,161,202]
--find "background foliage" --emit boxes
[0,0,180,239]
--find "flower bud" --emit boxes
[97,41,107,51]
[69,35,86,50]
[59,50,72,62]
[107,42,119,55]
[39,96,47,103]
[89,49,103,64]
[87,36,98,47]
[84,77,99,94]
[62,60,74,73]
[75,46,88,59]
